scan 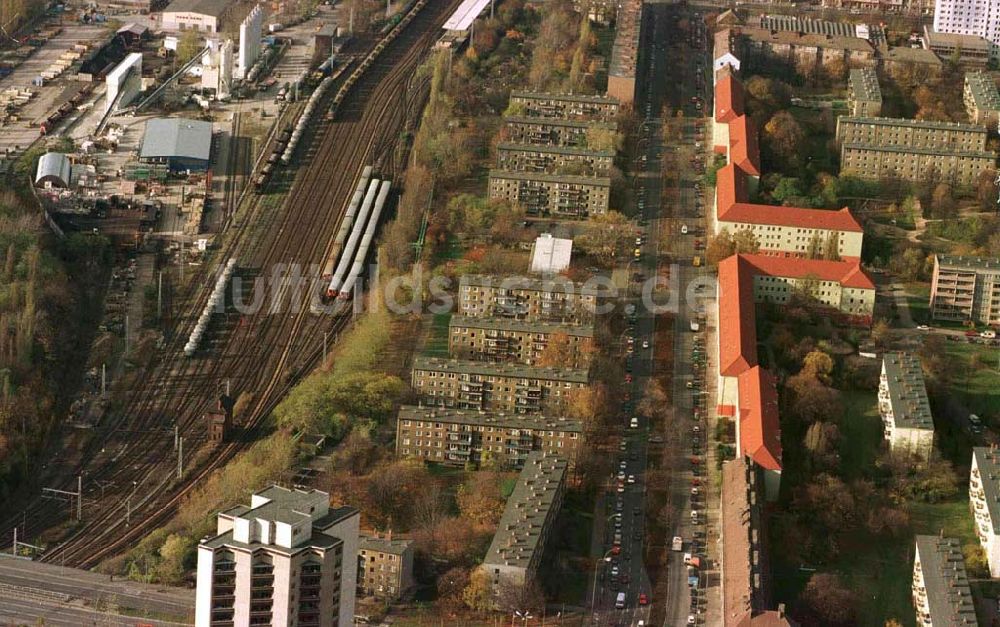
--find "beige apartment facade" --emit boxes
[357,535,414,601]
[929,254,1000,325]
[410,357,589,414]
[195,486,359,627]
[488,170,611,218]
[835,116,989,150]
[448,315,595,367]
[395,405,584,468]
[751,272,876,317]
[457,274,613,323]
[508,91,620,121]
[848,68,882,117]
[495,143,615,176]
[715,216,865,259]
[839,144,995,187]
[503,116,614,148]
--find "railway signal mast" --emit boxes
[41,476,83,521]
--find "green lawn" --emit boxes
[421,313,452,358]
[943,341,1000,420]
[772,390,984,627]
[837,391,882,481]
[902,282,931,325]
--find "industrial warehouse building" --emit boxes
[161,0,235,33]
[139,118,213,172]
[35,152,71,188]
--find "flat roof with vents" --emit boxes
[937,254,1000,272]
[914,535,977,625]
[482,452,567,570]
[881,352,934,431]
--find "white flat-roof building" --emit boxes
[530,234,572,274]
[195,486,359,627]
[879,352,935,459]
[105,52,142,115]
[971,447,1000,578]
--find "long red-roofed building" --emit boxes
[715,252,875,499]
[728,115,761,177]
[713,163,865,258]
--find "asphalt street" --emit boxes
[588,5,714,627]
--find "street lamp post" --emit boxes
[589,546,616,617]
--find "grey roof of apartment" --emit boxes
[510,91,620,106]
[483,452,568,570]
[936,254,1000,272]
[882,352,934,431]
[459,273,616,297]
[449,315,595,337]
[163,0,231,17]
[849,68,881,104]
[489,169,612,187]
[838,115,987,134]
[140,118,212,161]
[972,447,1000,534]
[504,115,616,130]
[411,356,590,383]
[397,405,583,433]
[359,535,412,555]
[966,71,1000,112]
[842,143,996,159]
[496,142,615,158]
[914,535,977,625]
[756,14,861,38]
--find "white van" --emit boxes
[616,591,626,609]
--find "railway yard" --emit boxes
[1,0,462,571]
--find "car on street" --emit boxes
[639,593,649,606]
[627,474,636,484]
[642,339,650,349]
[917,324,930,330]
[630,417,639,429]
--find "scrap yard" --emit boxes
[1,0,462,568]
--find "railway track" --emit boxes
[1,0,461,568]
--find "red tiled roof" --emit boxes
[741,253,876,290]
[728,115,760,176]
[738,366,782,471]
[719,203,863,233]
[715,75,745,123]
[715,163,748,215]
[717,255,758,377]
